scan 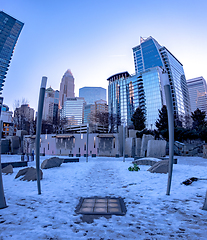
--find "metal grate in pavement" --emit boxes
[75,197,127,215]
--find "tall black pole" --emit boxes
[203,191,207,210]
[86,123,89,162]
[123,122,125,162]
[0,99,7,209]
[36,77,47,195]
[162,70,174,195]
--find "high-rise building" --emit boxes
[59,69,75,109]
[132,36,191,120]
[187,77,207,114]
[83,104,95,124]
[108,36,191,129]
[14,104,34,122]
[14,104,35,133]
[42,87,59,123]
[0,104,14,137]
[0,11,24,93]
[108,69,163,129]
[79,87,106,104]
[83,99,108,124]
[61,97,85,125]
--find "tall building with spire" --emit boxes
[0,11,24,93]
[59,69,75,109]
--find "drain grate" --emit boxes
[75,197,126,215]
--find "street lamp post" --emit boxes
[86,123,89,162]
[36,76,47,195]
[123,122,126,162]
[162,70,174,195]
[0,117,7,209]
[203,191,207,210]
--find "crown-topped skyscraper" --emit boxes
[59,69,75,109]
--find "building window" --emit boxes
[48,143,49,150]
[94,137,96,148]
[113,138,115,148]
[84,143,86,151]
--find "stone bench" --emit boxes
[1,161,28,169]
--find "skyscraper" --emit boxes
[0,11,24,93]
[61,97,86,125]
[83,99,108,124]
[59,69,75,109]
[79,87,106,104]
[42,87,59,123]
[132,36,191,120]
[187,77,207,114]
[108,36,191,129]
[108,69,163,129]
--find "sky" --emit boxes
[1,0,207,112]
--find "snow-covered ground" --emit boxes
[0,155,207,240]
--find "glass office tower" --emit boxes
[0,11,24,93]
[79,87,106,104]
[61,97,86,125]
[108,68,163,129]
[132,36,191,121]
[187,77,207,115]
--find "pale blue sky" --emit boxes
[1,0,207,111]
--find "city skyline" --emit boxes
[1,0,207,112]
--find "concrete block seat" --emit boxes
[132,157,160,166]
[1,161,28,169]
[63,158,79,163]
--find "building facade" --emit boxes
[79,87,106,104]
[59,69,75,109]
[14,104,35,133]
[42,87,59,123]
[83,104,95,124]
[132,36,191,121]
[108,69,164,129]
[0,104,14,137]
[108,36,191,130]
[187,77,207,115]
[0,11,24,93]
[61,97,85,125]
[83,100,108,124]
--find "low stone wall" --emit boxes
[140,134,154,157]
[147,140,166,158]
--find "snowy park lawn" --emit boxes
[0,155,207,240]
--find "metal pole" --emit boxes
[0,116,7,209]
[203,191,207,210]
[123,122,125,162]
[162,70,174,195]
[86,123,89,162]
[36,76,47,195]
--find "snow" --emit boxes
[0,155,207,239]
